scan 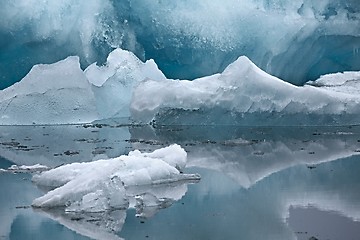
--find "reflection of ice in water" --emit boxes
[34,180,197,240]
[1,125,360,239]
[126,125,360,239]
[34,209,127,240]
[131,125,360,188]
[0,124,131,167]
[30,144,200,240]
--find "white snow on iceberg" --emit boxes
[131,56,360,125]
[85,49,166,119]
[32,144,200,212]
[0,48,359,126]
[0,49,164,125]
[0,57,98,125]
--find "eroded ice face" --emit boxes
[0,0,359,89]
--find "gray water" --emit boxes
[1,124,360,240]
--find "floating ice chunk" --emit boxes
[3,164,49,173]
[131,56,360,126]
[32,160,129,211]
[0,57,98,125]
[32,145,200,211]
[85,48,166,119]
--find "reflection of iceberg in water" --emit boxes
[124,126,360,239]
[33,180,197,240]
[130,125,360,188]
[1,125,360,239]
[34,209,127,240]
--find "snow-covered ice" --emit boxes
[32,144,200,212]
[131,56,360,125]
[0,57,98,125]
[1,48,360,126]
[85,49,166,119]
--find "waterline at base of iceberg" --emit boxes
[0,48,359,126]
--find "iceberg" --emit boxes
[0,49,163,125]
[32,144,200,212]
[131,56,360,126]
[0,47,359,126]
[85,49,166,119]
[0,56,98,125]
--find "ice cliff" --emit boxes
[0,48,359,126]
[0,0,359,89]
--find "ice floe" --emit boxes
[32,144,200,212]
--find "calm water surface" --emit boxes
[1,124,360,240]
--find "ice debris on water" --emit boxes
[0,164,49,173]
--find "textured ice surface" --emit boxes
[32,145,200,211]
[1,48,359,126]
[0,48,162,125]
[0,0,359,89]
[0,57,97,125]
[307,71,360,95]
[131,56,360,125]
[85,49,166,119]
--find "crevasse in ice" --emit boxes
[0,48,359,126]
[32,144,200,212]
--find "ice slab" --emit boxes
[0,164,49,173]
[32,145,200,212]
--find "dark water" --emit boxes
[1,124,360,240]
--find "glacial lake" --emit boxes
[1,124,360,240]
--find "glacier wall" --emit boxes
[1,0,359,89]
